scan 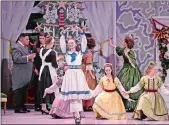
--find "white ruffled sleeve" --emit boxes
[129,83,142,93]
[45,76,62,96]
[45,84,58,94]
[60,35,67,54]
[91,84,103,97]
[44,84,59,97]
[91,78,104,97]
[81,34,87,53]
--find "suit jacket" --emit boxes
[11,42,33,91]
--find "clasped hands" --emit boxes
[63,26,83,34]
[121,90,135,102]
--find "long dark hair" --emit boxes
[36,32,48,48]
[87,38,96,49]
[104,63,115,82]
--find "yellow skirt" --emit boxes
[93,91,127,120]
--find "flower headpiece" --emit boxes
[104,63,113,67]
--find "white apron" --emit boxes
[39,48,58,85]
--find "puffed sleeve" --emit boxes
[91,77,103,97]
[116,46,124,56]
[116,77,129,99]
[129,77,144,93]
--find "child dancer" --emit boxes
[44,59,85,119]
[92,63,134,120]
[127,61,169,121]
[59,27,92,124]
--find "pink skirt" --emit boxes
[49,98,85,118]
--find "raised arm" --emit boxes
[76,27,87,53]
[108,39,117,48]
[60,35,67,54]
[81,34,87,53]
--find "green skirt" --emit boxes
[118,64,143,110]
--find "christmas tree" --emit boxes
[33,1,87,55]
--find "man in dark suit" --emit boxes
[12,33,35,113]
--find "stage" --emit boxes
[2,110,169,124]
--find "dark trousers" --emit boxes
[34,75,41,109]
[13,85,28,110]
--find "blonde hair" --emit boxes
[145,61,157,75]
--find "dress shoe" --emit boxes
[51,114,62,119]
[14,109,27,113]
[22,109,31,112]
[41,110,49,115]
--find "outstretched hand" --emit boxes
[63,27,71,34]
[108,38,112,45]
[121,91,128,96]
[108,38,116,48]
[77,27,83,33]
[125,91,130,94]
[164,84,169,88]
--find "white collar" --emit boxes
[18,41,25,47]
[147,75,156,79]
[67,51,78,54]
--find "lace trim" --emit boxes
[51,107,71,115]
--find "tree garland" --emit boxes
[158,37,169,82]
[153,27,169,82]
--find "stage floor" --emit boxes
[1,110,169,124]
